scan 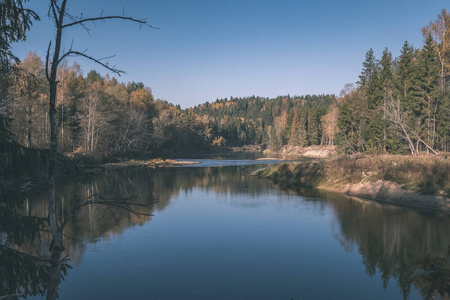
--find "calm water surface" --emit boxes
[2,156,450,299]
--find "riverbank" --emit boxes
[263,145,338,158]
[254,155,450,213]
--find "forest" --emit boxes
[1,5,450,164]
[2,55,215,157]
[338,10,450,155]
[1,49,337,157]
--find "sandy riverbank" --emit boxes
[263,145,337,158]
[320,181,450,213]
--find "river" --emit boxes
[2,155,449,299]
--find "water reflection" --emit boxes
[1,163,450,299]
[0,186,60,299]
[290,188,450,299]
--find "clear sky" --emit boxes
[13,0,450,108]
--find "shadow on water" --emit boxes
[1,163,450,299]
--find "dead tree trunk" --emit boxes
[43,2,154,298]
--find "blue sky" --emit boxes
[14,0,450,108]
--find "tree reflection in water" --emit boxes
[1,166,450,299]
[411,249,450,299]
[291,187,450,300]
[0,178,151,299]
[0,185,60,299]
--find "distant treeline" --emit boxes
[192,94,336,147]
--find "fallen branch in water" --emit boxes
[0,294,26,300]
[61,193,155,230]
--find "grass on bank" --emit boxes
[255,156,450,197]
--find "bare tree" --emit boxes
[45,0,155,180]
[386,97,439,156]
[321,102,339,145]
[43,2,155,298]
[339,83,356,98]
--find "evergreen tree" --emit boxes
[379,48,399,152]
[307,108,320,145]
[414,34,440,149]
[269,125,281,149]
[289,110,300,146]
[298,109,308,147]
[354,49,383,152]
[358,49,377,88]
[337,90,368,153]
[0,0,38,142]
[436,94,450,151]
[0,0,39,74]
[395,41,417,112]
[365,65,384,152]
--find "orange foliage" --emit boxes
[130,87,153,109]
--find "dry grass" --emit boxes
[257,155,450,197]
[326,156,450,196]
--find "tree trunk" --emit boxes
[46,2,68,299]
[27,106,32,147]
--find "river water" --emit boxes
[2,155,450,299]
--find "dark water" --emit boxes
[2,158,450,299]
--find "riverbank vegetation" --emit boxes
[256,156,450,197]
[255,155,450,213]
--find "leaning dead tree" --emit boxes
[43,1,155,299]
[386,96,439,156]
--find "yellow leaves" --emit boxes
[212,136,226,147]
[168,105,181,117]
[321,103,339,145]
[211,102,224,109]
[129,87,153,109]
[423,9,450,74]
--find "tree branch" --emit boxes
[50,1,58,23]
[64,11,92,36]
[418,137,440,155]
[60,193,155,230]
[0,294,26,300]
[62,15,159,29]
[58,50,125,75]
[45,41,51,81]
